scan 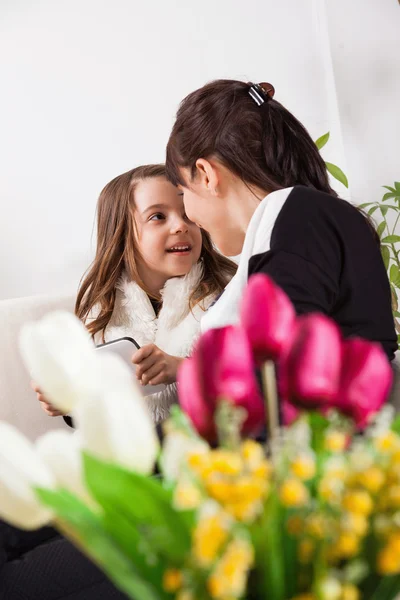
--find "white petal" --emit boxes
[19,311,98,413]
[74,354,158,474]
[36,430,90,502]
[162,431,208,481]
[0,422,54,529]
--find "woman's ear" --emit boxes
[195,158,220,197]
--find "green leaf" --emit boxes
[381,245,390,270]
[390,264,400,287]
[380,206,389,217]
[391,286,398,312]
[368,205,379,216]
[36,488,163,600]
[395,181,400,192]
[83,453,192,564]
[325,162,349,188]
[358,202,377,209]
[381,205,399,214]
[377,221,386,238]
[383,185,396,193]
[382,235,400,243]
[315,132,330,150]
[382,192,398,202]
[394,311,400,318]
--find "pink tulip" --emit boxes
[281,399,300,426]
[241,274,296,364]
[177,326,265,440]
[336,338,393,429]
[278,314,342,410]
[178,357,216,440]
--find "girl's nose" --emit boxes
[171,216,189,234]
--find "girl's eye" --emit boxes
[149,213,165,221]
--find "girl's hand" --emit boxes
[30,381,66,417]
[131,344,184,386]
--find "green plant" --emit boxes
[315,132,349,189]
[359,183,400,345]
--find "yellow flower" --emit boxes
[373,514,392,536]
[319,477,343,504]
[290,595,314,600]
[319,577,342,600]
[332,532,360,558]
[387,485,400,508]
[251,460,273,479]
[207,538,254,600]
[193,512,230,567]
[388,532,400,553]
[341,584,360,600]
[241,440,265,469]
[298,539,314,564]
[280,478,309,507]
[176,590,194,600]
[325,431,347,452]
[357,466,385,494]
[209,449,243,476]
[342,490,373,516]
[163,568,183,593]
[374,431,399,454]
[174,480,202,510]
[206,478,235,504]
[287,515,304,536]
[377,546,400,575]
[291,454,316,481]
[306,514,328,539]
[187,450,209,474]
[342,513,368,537]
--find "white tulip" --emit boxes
[0,422,55,529]
[161,431,209,481]
[19,310,97,413]
[74,353,159,474]
[35,430,90,502]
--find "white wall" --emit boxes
[326,0,400,205]
[1,0,397,300]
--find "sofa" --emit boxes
[0,294,75,441]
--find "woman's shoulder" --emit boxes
[272,186,367,242]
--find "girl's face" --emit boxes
[133,177,202,293]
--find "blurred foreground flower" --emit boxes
[178,326,264,441]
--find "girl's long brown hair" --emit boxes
[75,164,237,341]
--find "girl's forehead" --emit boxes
[134,178,183,213]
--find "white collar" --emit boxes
[201,187,293,332]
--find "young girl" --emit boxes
[35,164,236,422]
[166,79,397,361]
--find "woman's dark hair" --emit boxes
[166,79,378,242]
[166,79,337,196]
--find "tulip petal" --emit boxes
[19,311,97,413]
[214,326,265,436]
[337,338,393,429]
[281,314,342,409]
[178,357,215,440]
[36,430,90,502]
[241,274,296,363]
[0,423,54,529]
[74,354,158,474]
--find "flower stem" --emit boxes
[261,361,279,444]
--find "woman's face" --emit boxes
[178,166,247,257]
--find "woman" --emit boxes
[166,79,397,360]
